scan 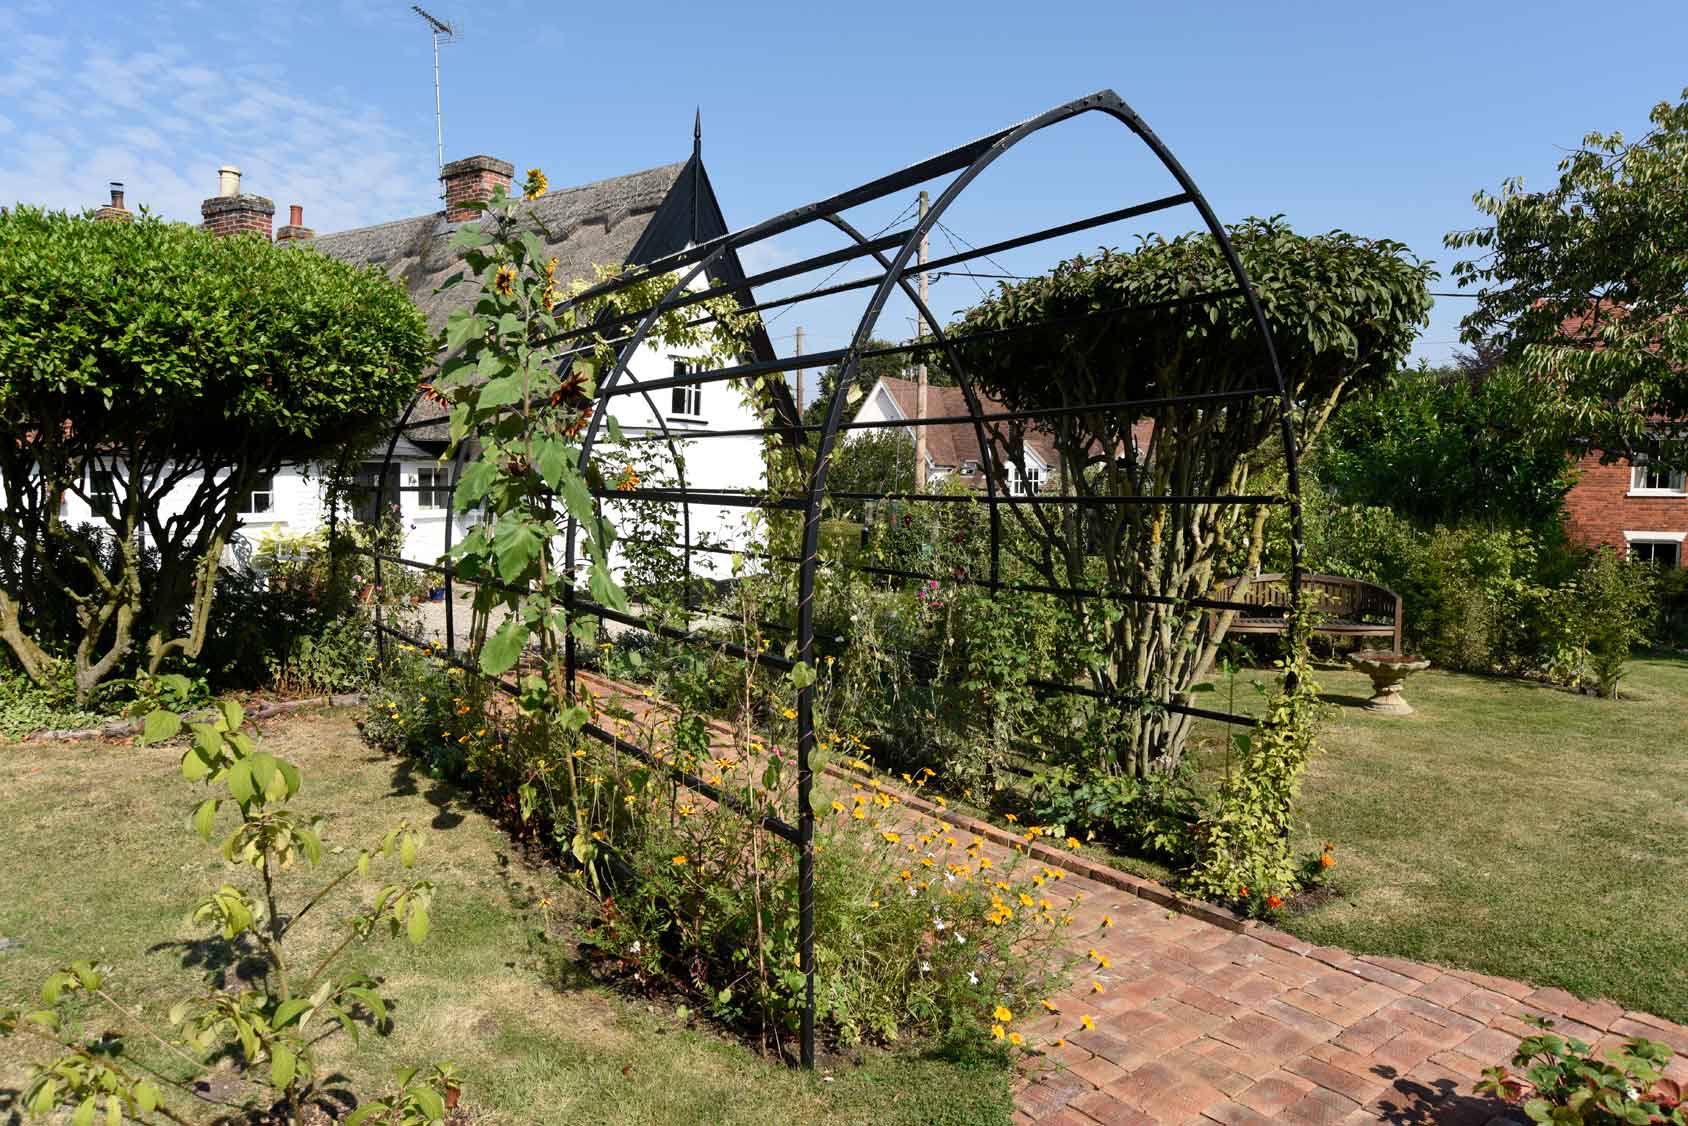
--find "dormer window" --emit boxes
[670,359,702,417]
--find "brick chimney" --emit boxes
[441,155,513,222]
[275,204,315,243]
[92,181,133,224]
[200,165,274,239]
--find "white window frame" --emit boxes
[239,471,275,516]
[416,466,449,511]
[669,358,703,418]
[1628,464,1687,496]
[1024,464,1044,495]
[1623,530,1685,568]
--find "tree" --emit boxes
[0,208,431,701]
[825,430,916,516]
[1317,362,1577,530]
[1448,88,1688,470]
[952,218,1432,776]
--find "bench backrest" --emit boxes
[1220,573,1401,625]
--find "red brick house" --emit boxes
[1564,451,1688,568]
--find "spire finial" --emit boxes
[693,107,702,159]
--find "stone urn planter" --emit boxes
[1346,650,1430,716]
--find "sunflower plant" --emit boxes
[0,702,451,1125]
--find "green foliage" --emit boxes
[0,662,106,739]
[1319,363,1576,530]
[1450,88,1688,469]
[1305,491,1659,693]
[1476,1018,1685,1124]
[0,206,430,701]
[1180,653,1326,914]
[949,217,1433,776]
[0,700,450,1124]
[826,430,917,517]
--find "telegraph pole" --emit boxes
[794,325,806,416]
[913,190,930,491]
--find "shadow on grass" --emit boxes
[150,933,269,989]
[384,758,469,831]
[1318,692,1375,710]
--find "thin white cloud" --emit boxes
[0,32,437,234]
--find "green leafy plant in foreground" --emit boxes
[0,701,454,1125]
[1477,1017,1684,1124]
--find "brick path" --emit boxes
[575,673,1688,1125]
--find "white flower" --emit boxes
[908,884,918,897]
[933,917,947,931]
[968,971,979,985]
[954,933,966,945]
[919,961,931,974]
[629,941,641,955]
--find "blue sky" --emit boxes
[5,0,1686,367]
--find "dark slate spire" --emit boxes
[691,108,703,244]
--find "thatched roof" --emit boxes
[313,162,687,334]
[309,162,688,444]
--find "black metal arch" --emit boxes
[359,89,1303,1071]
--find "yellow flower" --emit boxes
[1066,836,1081,850]
[494,264,517,296]
[1097,954,1112,969]
[831,800,846,814]
[1008,1031,1024,1046]
[993,1005,1013,1023]
[1080,1015,1096,1031]
[852,808,866,821]
[1090,981,1104,994]
[1101,915,1113,929]
[1004,813,1018,824]
[1041,999,1059,1013]
[672,855,687,866]
[1018,893,1034,908]
[523,167,548,199]
[881,831,901,844]
[782,708,798,720]
[990,1024,1005,1041]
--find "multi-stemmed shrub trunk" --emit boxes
[953,218,1434,777]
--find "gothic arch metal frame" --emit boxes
[360,89,1303,1069]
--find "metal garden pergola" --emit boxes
[360,89,1303,1068]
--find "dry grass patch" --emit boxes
[0,713,1011,1125]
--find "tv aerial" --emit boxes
[411,5,456,181]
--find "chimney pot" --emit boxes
[93,180,133,224]
[202,167,273,241]
[275,202,315,244]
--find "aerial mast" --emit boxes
[411,5,455,188]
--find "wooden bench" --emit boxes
[1212,572,1402,653]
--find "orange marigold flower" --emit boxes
[1266,894,1284,909]
[1237,886,1250,898]
[1320,853,1336,869]
[672,855,687,866]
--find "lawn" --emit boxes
[1269,654,1688,1023]
[0,711,1013,1126]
